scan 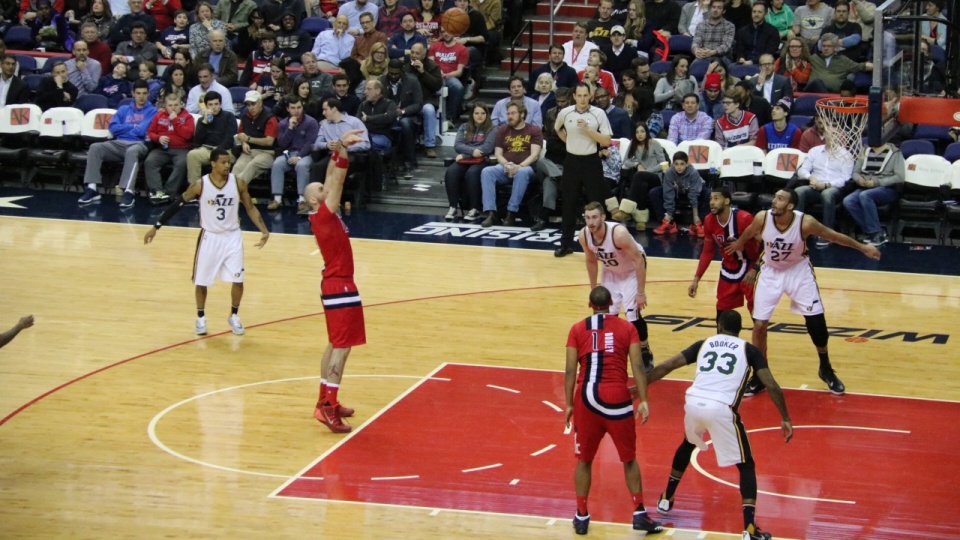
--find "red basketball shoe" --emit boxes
[316,402,352,433]
[337,403,355,417]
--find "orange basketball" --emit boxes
[441,7,471,36]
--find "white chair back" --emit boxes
[616,137,631,162]
[654,138,678,161]
[719,145,765,178]
[677,139,723,170]
[37,107,85,137]
[904,154,952,188]
[763,148,807,180]
[81,108,116,138]
[951,159,960,189]
[0,104,43,135]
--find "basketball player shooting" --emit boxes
[143,149,270,337]
[303,129,367,434]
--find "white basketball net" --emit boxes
[816,99,869,159]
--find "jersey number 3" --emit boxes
[700,351,737,375]
[216,208,226,220]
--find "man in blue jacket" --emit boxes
[78,80,158,208]
[268,95,321,215]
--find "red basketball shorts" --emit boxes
[716,278,755,313]
[573,385,636,463]
[321,277,366,348]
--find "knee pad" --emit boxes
[672,439,697,472]
[804,313,829,348]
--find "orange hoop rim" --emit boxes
[816,96,869,114]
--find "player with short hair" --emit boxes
[143,148,270,336]
[303,129,368,434]
[565,285,663,536]
[580,201,656,372]
[646,310,792,540]
[689,187,761,319]
[724,189,880,396]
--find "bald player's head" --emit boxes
[304,182,326,209]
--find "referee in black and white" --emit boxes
[554,83,619,257]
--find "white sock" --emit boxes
[87,183,96,190]
[274,195,282,202]
[298,195,305,203]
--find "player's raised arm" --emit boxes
[801,214,880,260]
[144,181,204,244]
[724,210,765,255]
[322,129,366,214]
[237,179,271,248]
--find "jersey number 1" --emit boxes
[700,351,737,375]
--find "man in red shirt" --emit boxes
[303,128,367,434]
[565,285,663,536]
[688,187,760,319]
[144,93,195,203]
[80,22,113,70]
[428,28,468,125]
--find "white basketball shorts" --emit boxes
[193,228,244,287]
[603,270,640,322]
[684,396,750,467]
[752,261,824,321]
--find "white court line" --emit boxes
[268,364,450,498]
[462,463,502,473]
[148,373,451,481]
[542,400,563,412]
[800,384,809,390]
[429,509,441,516]
[371,475,419,481]
[530,444,556,457]
[698,532,708,539]
[563,424,572,435]
[272,495,759,538]
[509,479,519,485]
[691,425,911,505]
[546,519,556,526]
[487,384,520,394]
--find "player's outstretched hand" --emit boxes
[781,420,793,443]
[635,291,647,310]
[862,244,881,260]
[635,401,649,424]
[339,129,366,147]
[564,406,574,429]
[144,227,157,245]
[255,231,270,248]
[18,315,34,330]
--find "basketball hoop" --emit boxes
[816,97,869,159]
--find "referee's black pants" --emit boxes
[560,153,613,247]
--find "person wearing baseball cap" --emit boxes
[603,24,639,77]
[700,72,724,119]
[755,100,801,152]
[233,89,279,186]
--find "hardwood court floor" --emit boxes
[1,216,958,539]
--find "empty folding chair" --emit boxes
[899,139,935,159]
[26,107,85,187]
[759,148,807,208]
[719,145,765,212]
[895,154,952,243]
[0,104,43,184]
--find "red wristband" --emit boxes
[333,153,349,169]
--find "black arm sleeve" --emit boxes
[745,343,768,371]
[680,340,704,365]
[155,196,187,227]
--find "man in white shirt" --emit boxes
[186,64,236,114]
[795,142,854,246]
[562,22,600,72]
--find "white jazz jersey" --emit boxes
[199,173,241,234]
[686,335,751,407]
[583,222,646,322]
[760,210,807,271]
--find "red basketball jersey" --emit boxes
[566,314,639,387]
[697,208,760,283]
[309,205,355,280]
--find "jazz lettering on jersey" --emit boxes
[766,236,794,261]
[595,249,620,267]
[208,194,235,207]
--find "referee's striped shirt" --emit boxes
[555,105,613,156]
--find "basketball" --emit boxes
[441,8,470,36]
